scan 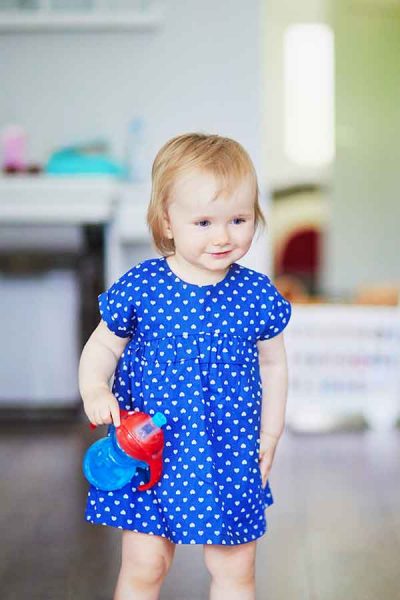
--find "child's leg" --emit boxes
[203,540,257,600]
[114,530,176,600]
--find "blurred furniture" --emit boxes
[270,185,328,295]
[0,175,150,285]
[353,283,399,306]
[284,305,400,433]
[275,227,321,294]
[274,274,310,303]
[0,175,151,411]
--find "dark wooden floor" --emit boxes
[1,419,399,600]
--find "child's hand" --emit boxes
[258,431,279,488]
[82,387,121,428]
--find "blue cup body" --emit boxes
[83,428,147,491]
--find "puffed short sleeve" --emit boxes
[98,272,137,338]
[257,278,292,341]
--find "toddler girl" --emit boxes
[79,133,291,600]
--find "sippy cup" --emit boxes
[83,410,167,492]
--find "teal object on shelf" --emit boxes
[45,149,126,177]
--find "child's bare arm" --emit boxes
[79,320,130,427]
[256,332,288,487]
[257,332,289,441]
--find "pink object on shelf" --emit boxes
[1,125,27,171]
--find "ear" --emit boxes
[162,210,174,240]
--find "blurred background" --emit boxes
[0,1,399,599]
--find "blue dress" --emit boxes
[85,256,292,545]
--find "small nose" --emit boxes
[213,225,229,245]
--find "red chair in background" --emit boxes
[275,227,321,295]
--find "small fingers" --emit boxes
[110,403,121,427]
[259,459,271,489]
[84,396,120,427]
[85,407,97,427]
[91,406,110,426]
[261,472,268,489]
[100,407,112,425]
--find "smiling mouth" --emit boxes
[210,250,231,256]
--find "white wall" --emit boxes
[0,0,270,272]
[0,2,264,177]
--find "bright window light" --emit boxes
[284,23,335,167]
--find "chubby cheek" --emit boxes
[175,227,203,251]
[234,225,255,247]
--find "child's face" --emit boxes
[163,169,256,275]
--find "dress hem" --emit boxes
[84,516,269,546]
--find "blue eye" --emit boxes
[194,218,246,227]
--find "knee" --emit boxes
[122,548,172,586]
[204,543,256,584]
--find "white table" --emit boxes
[0,175,151,285]
[0,175,151,407]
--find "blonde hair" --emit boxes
[146,132,266,256]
